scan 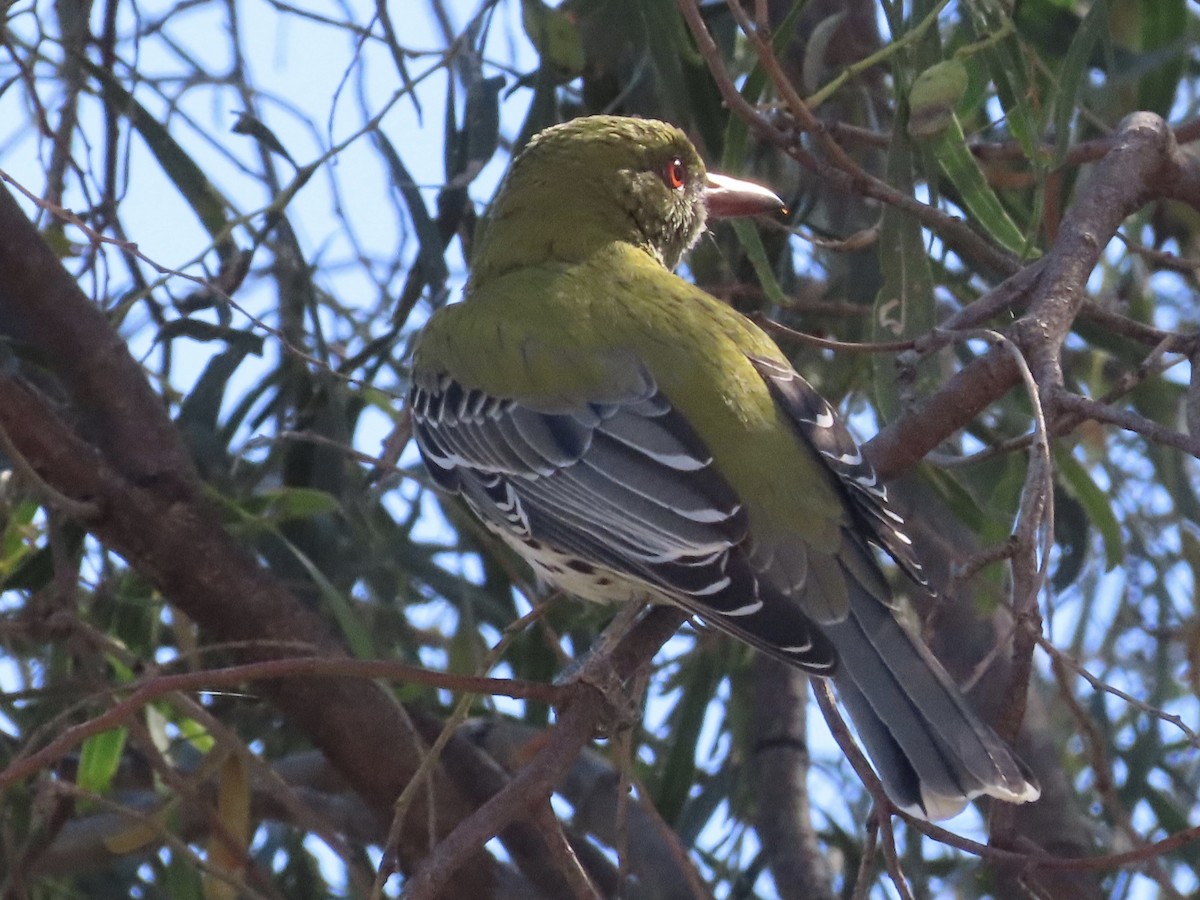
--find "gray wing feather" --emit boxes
[411,360,1039,817]
[413,370,734,546]
[748,355,927,588]
[826,572,1039,817]
[409,367,836,670]
[745,355,1038,816]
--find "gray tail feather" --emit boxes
[825,581,1040,820]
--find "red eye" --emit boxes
[665,156,687,189]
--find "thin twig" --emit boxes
[0,419,100,519]
[848,815,879,900]
[874,806,916,900]
[1048,656,1186,899]
[373,602,550,897]
[400,607,689,899]
[1036,635,1199,746]
[0,656,560,792]
[755,314,917,353]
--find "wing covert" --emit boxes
[748,354,928,589]
[408,365,837,671]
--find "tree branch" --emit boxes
[401,606,689,899]
[0,184,495,896]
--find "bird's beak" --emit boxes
[704,172,785,219]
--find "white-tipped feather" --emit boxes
[410,116,1040,820]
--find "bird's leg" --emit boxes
[590,600,650,664]
[614,663,650,893]
[554,601,650,736]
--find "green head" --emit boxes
[470,115,782,282]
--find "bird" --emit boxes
[407,114,1040,820]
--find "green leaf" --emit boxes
[1051,485,1089,590]
[1055,447,1123,571]
[452,75,505,187]
[653,650,724,825]
[643,0,725,151]
[217,491,372,656]
[802,11,849,97]
[84,61,237,262]
[729,219,785,306]
[176,348,254,436]
[77,727,128,797]
[676,760,735,846]
[231,112,296,166]
[375,132,450,293]
[722,0,808,171]
[980,453,1029,547]
[521,0,584,77]
[908,58,969,138]
[966,0,1040,161]
[1052,0,1110,165]
[242,487,343,524]
[922,465,986,533]
[1136,0,1186,116]
[929,115,1030,256]
[162,851,205,899]
[1141,786,1194,853]
[1149,444,1200,525]
[873,114,936,418]
[156,320,265,355]
[512,67,561,154]
[277,535,375,659]
[207,754,251,900]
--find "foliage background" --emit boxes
[1,0,1200,897]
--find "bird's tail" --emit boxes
[824,581,1040,820]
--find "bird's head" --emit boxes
[470,116,783,280]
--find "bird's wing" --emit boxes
[748,355,928,590]
[409,365,837,672]
[748,357,1041,817]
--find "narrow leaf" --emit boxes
[1053,0,1109,165]
[730,219,786,306]
[873,115,936,418]
[205,754,251,900]
[653,651,723,825]
[931,115,1030,256]
[1136,0,1186,116]
[1055,447,1123,571]
[77,727,128,796]
[375,132,450,292]
[84,61,236,261]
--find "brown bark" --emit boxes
[0,183,496,897]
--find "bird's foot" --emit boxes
[553,602,648,736]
